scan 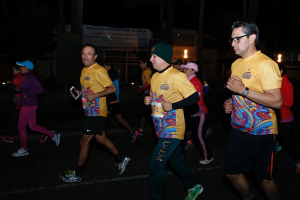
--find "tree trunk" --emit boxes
[76,0,83,43]
[58,0,65,32]
[159,0,166,42]
[242,0,247,20]
[197,0,205,83]
[247,0,258,22]
[166,0,173,45]
[1,0,9,52]
[71,0,76,32]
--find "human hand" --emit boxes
[6,80,11,84]
[161,97,172,112]
[15,86,20,92]
[23,94,27,99]
[224,98,233,114]
[226,75,245,95]
[84,92,97,102]
[144,96,151,105]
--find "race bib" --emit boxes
[151,102,164,118]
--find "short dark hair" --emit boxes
[82,43,97,54]
[231,20,259,45]
[140,58,149,65]
[103,60,113,68]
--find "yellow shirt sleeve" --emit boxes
[256,60,282,90]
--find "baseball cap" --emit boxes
[16,61,34,70]
[172,59,183,65]
[150,42,173,64]
[181,62,198,72]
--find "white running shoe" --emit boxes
[12,148,29,157]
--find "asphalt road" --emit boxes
[1,119,300,200]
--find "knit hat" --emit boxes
[181,62,198,72]
[150,42,173,64]
[16,61,34,70]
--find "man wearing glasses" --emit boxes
[60,44,131,183]
[224,20,282,200]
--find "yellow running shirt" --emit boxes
[80,63,113,117]
[231,51,282,135]
[150,67,196,140]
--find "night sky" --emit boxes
[2,0,300,49]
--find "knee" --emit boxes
[95,135,106,144]
[225,173,239,181]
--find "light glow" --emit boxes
[277,54,282,63]
[184,49,188,58]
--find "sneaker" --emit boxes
[184,140,194,150]
[130,130,139,143]
[118,157,131,174]
[296,160,300,174]
[1,135,14,143]
[199,157,214,165]
[59,170,81,183]
[52,133,60,147]
[205,128,213,137]
[276,143,282,153]
[185,184,204,200]
[39,135,48,144]
[12,148,29,157]
[138,128,144,135]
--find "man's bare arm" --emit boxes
[85,83,116,102]
[227,75,282,109]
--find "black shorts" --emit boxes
[224,128,276,183]
[84,116,107,136]
[107,102,121,115]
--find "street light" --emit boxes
[277,54,282,63]
[184,49,188,58]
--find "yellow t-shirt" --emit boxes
[80,63,113,117]
[150,67,196,140]
[231,51,282,135]
[141,67,152,95]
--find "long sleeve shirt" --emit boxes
[280,75,294,122]
[19,71,45,106]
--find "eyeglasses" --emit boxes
[81,52,95,56]
[229,34,250,43]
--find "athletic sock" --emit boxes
[242,192,254,200]
[115,153,124,163]
[75,165,84,177]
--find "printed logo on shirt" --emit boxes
[160,81,169,90]
[242,68,252,79]
[84,75,90,81]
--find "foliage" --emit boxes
[56,32,82,90]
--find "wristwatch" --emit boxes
[241,87,249,97]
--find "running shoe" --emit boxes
[205,128,213,137]
[185,184,203,200]
[184,140,194,150]
[276,143,282,153]
[12,148,29,157]
[139,128,144,135]
[199,157,214,165]
[130,130,139,143]
[296,160,300,174]
[118,157,131,174]
[52,133,60,147]
[59,170,81,183]
[1,135,14,143]
[39,135,48,144]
